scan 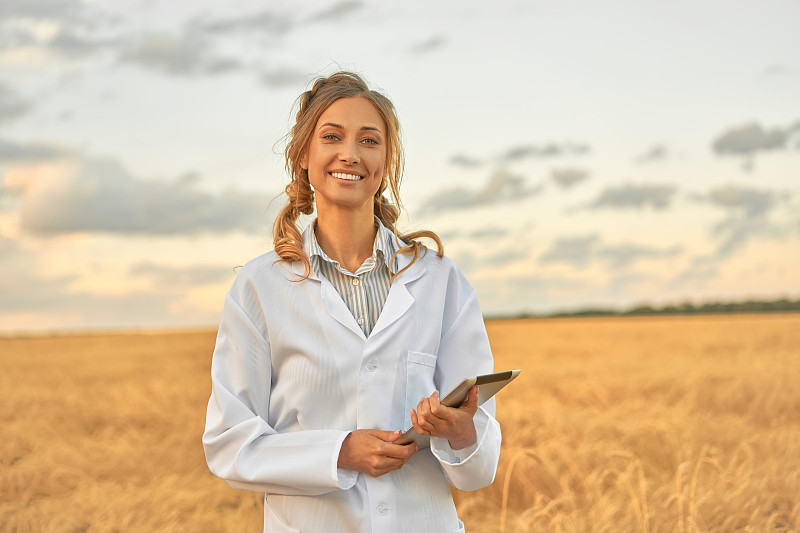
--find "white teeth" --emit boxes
[331,172,363,181]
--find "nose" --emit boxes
[339,139,359,164]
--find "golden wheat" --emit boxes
[1,314,798,532]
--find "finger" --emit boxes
[429,390,446,417]
[418,396,445,423]
[373,429,403,442]
[370,450,417,476]
[381,455,410,468]
[460,386,479,414]
[430,390,440,408]
[384,440,418,459]
[412,409,435,435]
[410,409,430,436]
[372,463,403,477]
[417,396,431,416]
[415,398,432,423]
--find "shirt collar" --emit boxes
[303,216,399,275]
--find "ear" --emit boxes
[300,150,308,171]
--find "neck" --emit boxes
[314,205,377,274]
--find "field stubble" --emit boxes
[1,314,798,532]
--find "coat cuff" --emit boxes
[429,406,501,491]
[333,431,359,490]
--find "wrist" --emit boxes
[448,427,477,450]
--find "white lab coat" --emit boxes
[202,238,502,533]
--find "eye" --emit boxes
[361,137,380,145]
[322,133,340,141]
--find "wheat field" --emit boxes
[1,314,798,532]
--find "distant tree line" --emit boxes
[491,297,800,320]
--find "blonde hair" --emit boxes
[273,71,443,280]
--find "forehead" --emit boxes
[316,96,386,132]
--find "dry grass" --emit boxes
[1,314,798,532]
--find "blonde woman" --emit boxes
[203,72,501,533]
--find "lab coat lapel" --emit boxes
[369,252,426,338]
[287,260,366,339]
[320,277,367,340]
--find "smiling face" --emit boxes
[300,96,387,216]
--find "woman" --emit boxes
[203,71,501,533]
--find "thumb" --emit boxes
[461,386,479,412]
[375,429,402,442]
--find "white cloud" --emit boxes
[587,183,677,210]
[418,167,542,214]
[712,120,800,156]
[4,156,271,236]
[551,167,589,189]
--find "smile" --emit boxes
[330,172,364,181]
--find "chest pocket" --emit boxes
[404,350,438,431]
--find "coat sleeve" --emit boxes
[429,274,502,491]
[202,278,358,496]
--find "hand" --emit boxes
[410,385,479,450]
[337,429,418,477]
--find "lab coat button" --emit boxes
[376,504,388,515]
[366,361,377,372]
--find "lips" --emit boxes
[330,171,364,181]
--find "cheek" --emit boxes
[368,152,387,177]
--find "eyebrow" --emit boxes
[318,122,383,135]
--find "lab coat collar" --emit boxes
[281,220,430,340]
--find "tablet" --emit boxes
[395,369,521,447]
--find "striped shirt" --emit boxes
[304,218,399,336]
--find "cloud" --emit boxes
[539,235,599,268]
[500,142,590,162]
[118,30,242,76]
[193,10,293,36]
[46,26,117,58]
[476,274,592,316]
[0,25,39,52]
[705,184,778,216]
[635,145,668,164]
[0,0,86,21]
[306,1,363,23]
[587,183,677,210]
[410,36,446,55]
[129,262,233,287]
[469,227,510,240]
[712,120,800,156]
[0,0,110,61]
[449,154,484,168]
[539,234,682,269]
[597,243,682,269]
[551,167,589,189]
[5,156,271,235]
[0,233,229,331]
[0,138,68,162]
[0,83,32,123]
[668,255,719,290]
[450,246,531,277]
[260,67,310,88]
[418,167,542,214]
[695,184,791,257]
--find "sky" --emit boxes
[1,0,799,333]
